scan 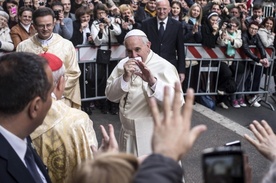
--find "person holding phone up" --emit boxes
[2,0,18,28]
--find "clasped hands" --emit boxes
[260,58,270,68]
[123,58,156,86]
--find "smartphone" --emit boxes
[11,7,17,15]
[202,146,245,183]
[86,33,91,39]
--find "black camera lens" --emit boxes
[54,11,59,19]
[219,4,224,9]
[240,12,243,18]
[226,23,232,29]
[99,18,105,23]
[86,33,90,39]
[39,1,45,6]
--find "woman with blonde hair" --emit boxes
[183,3,202,43]
[182,3,202,92]
[116,4,140,44]
[70,152,139,183]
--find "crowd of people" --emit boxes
[0,0,276,182]
[0,0,274,112]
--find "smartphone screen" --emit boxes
[11,7,17,15]
[202,147,244,183]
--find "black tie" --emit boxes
[24,144,43,183]
[159,22,164,39]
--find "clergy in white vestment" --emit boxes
[16,7,81,109]
[105,29,184,156]
[31,53,98,183]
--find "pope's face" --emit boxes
[34,15,54,40]
[125,36,151,63]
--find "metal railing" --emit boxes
[76,44,275,110]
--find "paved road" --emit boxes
[90,98,274,183]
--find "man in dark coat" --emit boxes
[142,0,185,83]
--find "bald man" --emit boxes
[142,0,185,83]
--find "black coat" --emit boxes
[241,31,266,63]
[133,154,182,183]
[70,20,93,47]
[201,22,219,48]
[0,134,52,183]
[142,17,185,74]
[182,19,202,43]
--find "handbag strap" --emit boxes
[108,26,111,50]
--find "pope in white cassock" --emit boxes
[105,29,184,156]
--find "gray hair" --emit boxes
[52,64,65,85]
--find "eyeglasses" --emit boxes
[249,27,258,31]
[227,24,237,28]
[53,9,63,13]
[97,11,106,15]
[0,17,8,23]
[36,23,53,29]
[38,2,45,6]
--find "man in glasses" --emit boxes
[242,21,270,107]
[17,7,81,110]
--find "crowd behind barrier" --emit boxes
[76,43,275,110]
[262,1,275,17]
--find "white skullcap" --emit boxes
[124,29,147,40]
[0,11,9,21]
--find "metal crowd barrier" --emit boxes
[184,43,275,110]
[76,44,127,102]
[76,44,275,110]
[262,1,275,17]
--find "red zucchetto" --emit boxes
[40,53,63,71]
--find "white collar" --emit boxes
[20,22,31,33]
[36,34,54,47]
[0,125,27,166]
[157,17,168,25]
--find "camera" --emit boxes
[86,33,90,39]
[226,23,232,29]
[99,18,105,23]
[53,10,59,20]
[124,16,129,22]
[219,4,225,10]
[202,143,244,183]
[240,12,243,19]
[38,1,45,6]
